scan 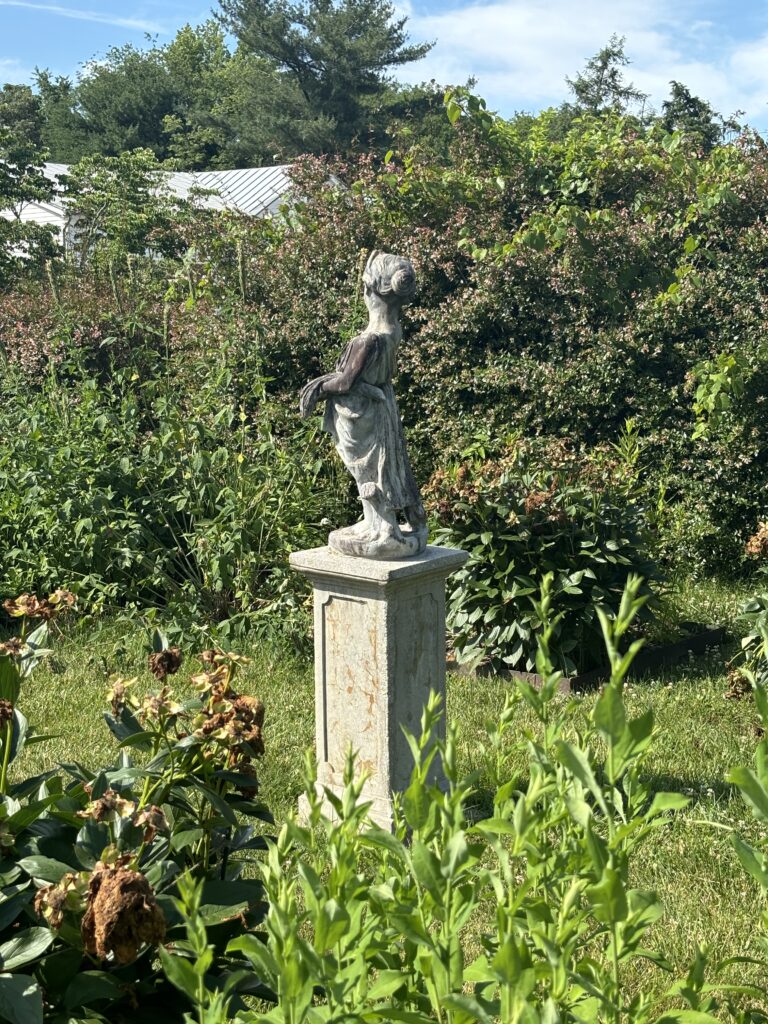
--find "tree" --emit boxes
[160,22,238,168]
[61,149,191,265]
[660,81,724,152]
[217,0,433,154]
[566,35,648,116]
[36,71,92,163]
[74,44,178,158]
[0,85,44,151]
[0,122,58,287]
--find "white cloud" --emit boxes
[395,0,768,129]
[0,0,165,33]
[0,57,34,82]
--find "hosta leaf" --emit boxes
[0,974,43,1024]
[0,928,53,971]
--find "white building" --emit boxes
[1,163,294,247]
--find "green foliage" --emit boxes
[194,578,748,1022]
[691,351,748,440]
[427,437,659,673]
[219,0,433,156]
[731,578,768,687]
[564,34,648,118]
[59,148,195,263]
[0,608,274,1023]
[0,118,59,288]
[30,9,435,166]
[660,82,728,154]
[0,354,348,640]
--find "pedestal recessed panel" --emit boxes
[320,594,388,797]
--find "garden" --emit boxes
[2,76,768,1023]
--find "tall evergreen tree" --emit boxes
[217,0,433,153]
[566,35,648,116]
[660,81,725,152]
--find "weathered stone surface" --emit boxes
[299,250,428,560]
[290,544,468,829]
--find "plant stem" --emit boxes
[0,720,14,795]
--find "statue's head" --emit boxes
[363,250,416,306]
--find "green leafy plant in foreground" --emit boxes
[214,575,759,1023]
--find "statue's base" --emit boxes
[327,523,427,561]
[289,544,467,829]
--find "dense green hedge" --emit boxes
[1,105,768,640]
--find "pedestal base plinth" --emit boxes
[289,544,467,829]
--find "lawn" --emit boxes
[10,576,768,1000]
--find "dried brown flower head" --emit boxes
[523,489,554,516]
[106,677,138,719]
[0,699,14,727]
[140,686,183,722]
[148,647,183,681]
[47,589,76,610]
[134,805,169,844]
[0,637,24,657]
[34,872,84,929]
[190,664,230,695]
[81,862,166,964]
[79,789,136,823]
[232,695,265,757]
[3,594,43,618]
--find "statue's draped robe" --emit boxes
[322,332,421,513]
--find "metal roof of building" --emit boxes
[196,165,293,217]
[39,162,292,217]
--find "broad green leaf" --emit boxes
[727,765,768,821]
[64,971,123,1009]
[158,948,199,1000]
[555,741,608,815]
[645,792,689,819]
[17,856,74,884]
[411,841,442,899]
[0,974,43,1024]
[731,834,768,888]
[586,867,628,924]
[594,683,626,743]
[654,1013,720,1024]
[367,969,406,1000]
[0,929,53,971]
[314,898,350,952]
[403,776,430,831]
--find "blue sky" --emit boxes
[1,0,768,129]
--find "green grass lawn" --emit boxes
[10,577,768,1000]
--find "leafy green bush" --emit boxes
[426,436,659,673]
[5,109,768,611]
[0,350,353,640]
[167,576,766,1023]
[0,597,273,1023]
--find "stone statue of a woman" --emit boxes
[299,250,428,560]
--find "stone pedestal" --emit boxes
[289,544,468,829]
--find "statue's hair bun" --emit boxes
[391,267,416,298]
[363,251,417,303]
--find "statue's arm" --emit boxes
[320,333,379,395]
[299,334,381,419]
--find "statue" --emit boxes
[299,250,428,560]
